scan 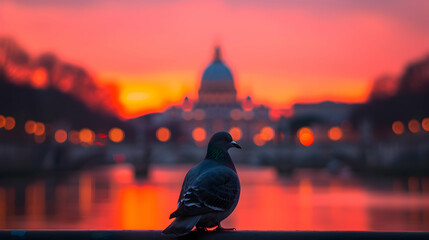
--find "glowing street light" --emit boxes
[260,126,275,141]
[392,121,404,135]
[328,126,342,141]
[253,134,265,146]
[34,122,45,136]
[229,127,242,141]
[156,127,171,142]
[55,129,68,143]
[297,127,314,146]
[109,128,125,143]
[192,127,206,142]
[408,119,420,133]
[25,120,36,134]
[4,116,15,130]
[80,128,95,144]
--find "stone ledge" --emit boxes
[1,230,428,240]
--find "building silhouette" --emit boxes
[151,46,273,145]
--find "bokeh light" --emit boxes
[392,121,405,135]
[230,109,242,120]
[80,128,95,144]
[4,116,15,130]
[408,119,420,133]
[34,122,45,136]
[297,127,312,137]
[297,127,314,146]
[260,126,275,141]
[0,115,5,128]
[194,109,205,121]
[253,134,265,146]
[31,67,48,88]
[55,129,68,143]
[422,118,429,132]
[156,127,171,142]
[229,127,242,141]
[25,120,36,134]
[328,126,342,141]
[109,128,125,143]
[299,133,315,146]
[192,127,206,142]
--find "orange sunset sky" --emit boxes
[1,0,429,119]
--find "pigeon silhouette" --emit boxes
[162,131,241,237]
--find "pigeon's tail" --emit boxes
[162,215,201,237]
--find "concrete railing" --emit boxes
[1,230,428,240]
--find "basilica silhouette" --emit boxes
[151,46,272,145]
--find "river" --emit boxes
[1,164,428,231]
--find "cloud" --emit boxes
[7,0,429,33]
[226,0,429,32]
[3,0,175,8]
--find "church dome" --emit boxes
[201,47,233,82]
[198,46,237,106]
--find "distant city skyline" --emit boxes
[1,0,429,118]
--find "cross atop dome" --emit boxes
[214,46,221,62]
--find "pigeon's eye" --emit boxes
[222,137,227,141]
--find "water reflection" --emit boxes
[1,164,429,231]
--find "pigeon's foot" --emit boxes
[195,226,208,232]
[214,223,236,231]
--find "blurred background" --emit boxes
[1,0,429,231]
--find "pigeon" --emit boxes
[162,131,241,237]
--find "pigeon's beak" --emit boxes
[231,141,242,149]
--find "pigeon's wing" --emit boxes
[170,167,239,219]
[177,169,192,205]
[176,165,203,206]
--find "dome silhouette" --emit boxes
[202,61,234,82]
[198,46,237,106]
[201,47,233,82]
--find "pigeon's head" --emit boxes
[208,131,242,152]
